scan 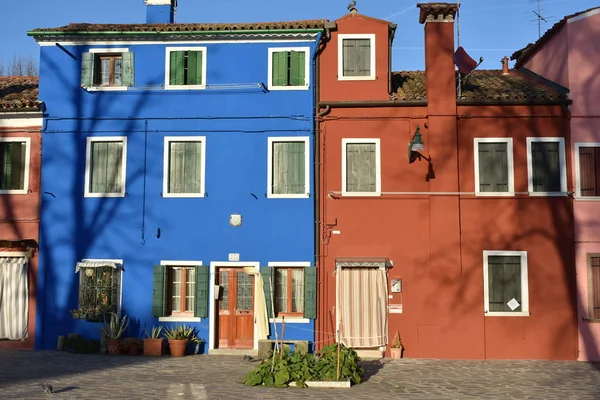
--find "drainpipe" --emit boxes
[388,24,397,96]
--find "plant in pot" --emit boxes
[164,324,194,357]
[101,312,129,355]
[186,328,205,355]
[390,330,404,359]
[122,337,142,355]
[143,325,165,357]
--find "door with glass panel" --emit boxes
[216,268,254,349]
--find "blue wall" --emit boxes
[35,36,321,350]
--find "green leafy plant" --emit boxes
[121,337,142,351]
[144,325,164,339]
[313,344,364,384]
[164,324,194,340]
[101,312,129,340]
[64,333,101,354]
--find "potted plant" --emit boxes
[122,337,142,355]
[186,328,205,355]
[164,324,193,357]
[101,312,128,355]
[390,330,404,359]
[70,309,86,319]
[143,325,165,357]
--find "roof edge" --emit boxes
[27,28,324,38]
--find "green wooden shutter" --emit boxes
[289,142,305,194]
[121,52,134,86]
[183,142,202,193]
[492,143,509,192]
[356,39,371,76]
[289,51,305,86]
[478,143,494,192]
[187,51,203,85]
[272,51,288,86]
[170,51,185,85]
[346,143,376,192]
[342,39,357,76]
[11,142,25,190]
[260,266,274,319]
[91,142,107,193]
[0,143,12,191]
[488,256,521,312]
[194,265,209,318]
[532,142,560,192]
[152,265,167,317]
[303,267,317,319]
[81,52,94,87]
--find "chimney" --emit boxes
[145,0,177,24]
[417,3,459,115]
[501,56,509,75]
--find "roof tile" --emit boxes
[0,76,40,110]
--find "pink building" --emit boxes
[512,6,600,361]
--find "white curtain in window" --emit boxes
[0,257,28,340]
[338,267,387,348]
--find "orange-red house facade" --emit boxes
[315,3,578,360]
[0,76,42,350]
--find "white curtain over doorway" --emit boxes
[338,267,388,348]
[0,257,29,340]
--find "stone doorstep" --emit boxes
[208,348,258,356]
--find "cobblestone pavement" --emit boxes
[1,350,600,399]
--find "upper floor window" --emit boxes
[84,137,127,198]
[474,138,514,195]
[338,34,376,81]
[81,49,133,90]
[575,143,600,199]
[0,138,30,194]
[526,137,566,195]
[163,136,206,198]
[267,47,310,90]
[341,138,381,196]
[267,137,310,198]
[587,254,600,321]
[165,47,207,90]
[483,251,529,317]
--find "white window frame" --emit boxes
[86,48,130,91]
[78,258,124,316]
[482,250,529,317]
[162,136,206,198]
[164,46,207,90]
[526,137,567,196]
[84,136,127,198]
[0,137,31,195]
[341,138,381,197]
[574,142,600,200]
[473,138,515,196]
[267,261,311,324]
[337,34,376,81]
[267,136,310,199]
[158,260,203,322]
[267,47,310,91]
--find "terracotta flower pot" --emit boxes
[390,347,402,359]
[168,339,188,357]
[107,339,122,355]
[143,338,164,357]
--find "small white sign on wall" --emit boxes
[389,304,403,314]
[228,253,240,262]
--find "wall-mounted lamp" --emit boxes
[408,125,436,181]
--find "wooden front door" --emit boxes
[216,268,255,349]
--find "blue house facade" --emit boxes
[29,0,325,353]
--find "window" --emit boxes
[163,137,206,198]
[474,138,514,195]
[587,255,600,321]
[338,34,376,80]
[526,137,566,195]
[483,251,529,316]
[267,137,310,198]
[153,262,209,322]
[165,47,207,90]
[341,138,381,196]
[0,138,30,194]
[74,259,123,322]
[85,137,127,197]
[575,143,600,198]
[267,47,309,90]
[81,49,133,90]
[262,262,316,322]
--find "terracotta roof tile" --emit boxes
[0,76,40,110]
[511,6,600,67]
[30,20,328,33]
[391,70,567,103]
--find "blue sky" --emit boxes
[1,0,597,72]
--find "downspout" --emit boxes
[388,24,397,96]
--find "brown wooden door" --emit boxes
[216,268,254,349]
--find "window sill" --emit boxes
[584,318,600,323]
[267,193,310,199]
[0,190,28,195]
[475,192,515,197]
[485,311,530,317]
[267,85,310,91]
[338,75,376,81]
[159,316,201,322]
[269,317,310,324]
[528,192,568,197]
[164,85,207,91]
[84,192,126,198]
[341,192,381,197]
[574,197,600,201]
[162,193,206,198]
[84,86,129,92]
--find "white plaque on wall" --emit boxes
[228,253,240,262]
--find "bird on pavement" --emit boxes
[347,1,356,11]
[40,383,53,394]
[243,354,253,362]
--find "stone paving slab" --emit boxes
[0,350,599,399]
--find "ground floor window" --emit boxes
[483,251,529,316]
[587,254,600,320]
[261,264,316,320]
[0,256,29,340]
[74,259,122,321]
[153,263,209,319]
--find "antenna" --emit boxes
[529,0,555,39]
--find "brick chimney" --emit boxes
[417,3,459,115]
[501,56,509,75]
[145,0,177,24]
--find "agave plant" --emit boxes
[144,325,164,339]
[101,312,129,340]
[164,324,195,340]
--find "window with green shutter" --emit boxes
[342,38,371,77]
[345,141,378,193]
[153,264,208,318]
[168,49,204,86]
[270,49,307,88]
[166,139,205,195]
[87,139,126,195]
[0,141,27,191]
[270,140,307,196]
[260,266,316,320]
[81,51,134,88]
[529,139,564,193]
[476,141,511,193]
[484,251,528,316]
[578,146,600,197]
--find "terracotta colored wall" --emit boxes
[319,14,391,102]
[0,122,41,350]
